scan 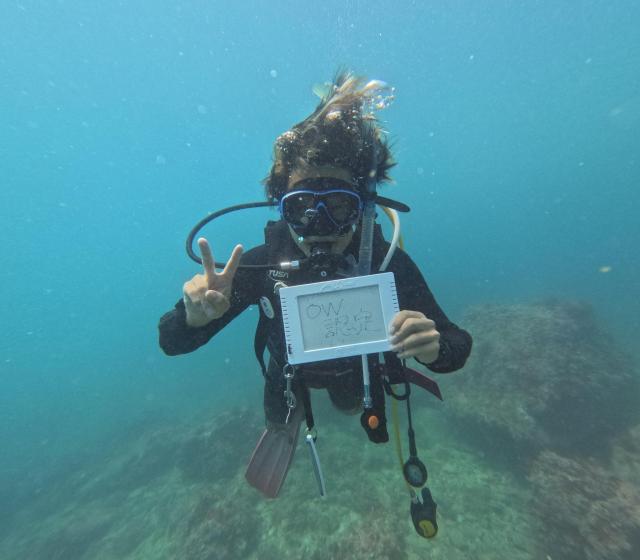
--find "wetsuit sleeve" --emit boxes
[388,248,472,373]
[158,245,266,356]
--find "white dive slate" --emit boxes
[279,272,399,365]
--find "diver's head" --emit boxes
[264,70,396,254]
[263,70,396,204]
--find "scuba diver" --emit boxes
[158,71,472,538]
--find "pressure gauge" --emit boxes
[403,456,428,488]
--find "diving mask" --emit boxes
[279,183,363,238]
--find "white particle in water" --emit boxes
[270,69,278,78]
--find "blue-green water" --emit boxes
[1,2,639,558]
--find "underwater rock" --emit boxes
[444,301,638,454]
[70,406,260,503]
[309,511,406,560]
[181,490,260,560]
[177,407,261,483]
[528,446,640,560]
[610,423,640,487]
[38,509,115,560]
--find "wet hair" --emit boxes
[263,70,395,201]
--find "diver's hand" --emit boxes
[389,310,440,365]
[183,238,243,328]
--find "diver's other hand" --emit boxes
[389,310,440,364]
[183,238,243,327]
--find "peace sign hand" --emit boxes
[183,238,244,328]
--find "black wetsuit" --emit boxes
[159,220,472,425]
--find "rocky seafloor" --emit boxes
[1,301,638,559]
